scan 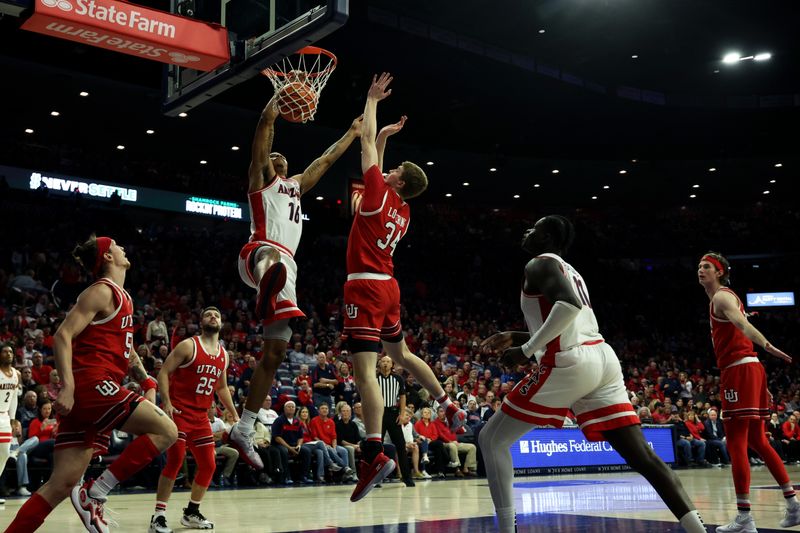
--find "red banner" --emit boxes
[22,0,230,71]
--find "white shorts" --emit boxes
[502,341,639,441]
[237,242,305,325]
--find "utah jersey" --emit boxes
[521,253,603,361]
[247,176,303,257]
[710,287,756,369]
[0,368,19,414]
[72,278,134,383]
[169,336,228,414]
[346,165,410,275]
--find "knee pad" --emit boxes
[161,439,187,480]
[191,444,218,488]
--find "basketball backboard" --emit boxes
[161,0,347,116]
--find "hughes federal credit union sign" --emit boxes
[22,0,229,70]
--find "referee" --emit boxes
[377,356,414,487]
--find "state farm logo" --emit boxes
[41,0,73,11]
[169,51,199,64]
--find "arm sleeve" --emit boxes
[359,165,389,213]
[521,300,582,358]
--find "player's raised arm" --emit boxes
[293,114,363,195]
[52,283,114,415]
[714,291,792,363]
[248,95,280,193]
[376,115,407,172]
[361,72,393,174]
[157,339,193,418]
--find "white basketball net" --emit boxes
[262,47,337,123]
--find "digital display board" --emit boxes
[746,292,795,308]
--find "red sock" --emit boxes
[725,417,751,495]
[4,492,53,532]
[108,434,161,482]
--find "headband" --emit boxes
[92,237,112,276]
[701,255,725,275]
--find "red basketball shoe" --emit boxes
[70,479,110,533]
[350,453,395,502]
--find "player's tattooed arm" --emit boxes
[128,351,149,383]
[296,115,363,195]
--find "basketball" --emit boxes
[278,81,317,123]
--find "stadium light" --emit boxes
[722,52,741,64]
[754,53,772,61]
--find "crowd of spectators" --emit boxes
[1,180,798,494]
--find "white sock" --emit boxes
[780,483,799,507]
[679,510,706,533]
[238,409,258,433]
[496,507,516,533]
[436,394,453,410]
[90,469,119,499]
[154,501,167,517]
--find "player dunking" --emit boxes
[149,306,238,533]
[478,216,706,533]
[227,94,363,468]
[0,345,20,506]
[5,236,177,533]
[698,252,800,533]
[345,73,466,502]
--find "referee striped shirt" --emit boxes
[376,372,405,408]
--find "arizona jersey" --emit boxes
[72,278,134,383]
[346,165,410,275]
[0,368,19,414]
[169,336,228,414]
[710,287,756,369]
[248,176,303,257]
[521,253,603,362]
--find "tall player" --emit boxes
[227,94,363,468]
[345,73,466,503]
[477,216,706,533]
[5,236,177,533]
[149,306,237,533]
[698,252,799,533]
[0,344,20,506]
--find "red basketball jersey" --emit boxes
[169,336,228,414]
[710,287,757,369]
[72,278,134,383]
[346,165,410,275]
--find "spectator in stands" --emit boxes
[482,397,502,423]
[398,408,430,479]
[19,367,37,395]
[434,406,477,476]
[767,413,786,460]
[29,352,51,385]
[15,391,38,434]
[296,379,314,410]
[257,395,279,427]
[335,362,357,406]
[782,414,800,463]
[27,401,57,467]
[671,412,708,467]
[638,407,654,424]
[44,369,60,401]
[465,399,482,431]
[651,402,669,424]
[253,421,283,485]
[311,352,337,409]
[147,310,168,348]
[237,356,257,399]
[351,402,367,440]
[294,364,311,388]
[209,407,240,486]
[6,419,35,496]
[309,403,354,480]
[335,403,361,475]
[414,407,447,478]
[19,339,36,367]
[272,401,313,484]
[702,409,729,466]
[678,372,693,401]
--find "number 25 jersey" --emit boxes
[169,336,228,415]
[346,165,410,276]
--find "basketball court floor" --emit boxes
[1,467,798,532]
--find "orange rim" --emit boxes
[261,46,338,79]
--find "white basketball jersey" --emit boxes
[520,253,603,358]
[0,368,19,414]
[247,176,303,256]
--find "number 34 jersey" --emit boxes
[169,336,228,415]
[247,176,303,257]
[521,253,603,359]
[346,165,410,276]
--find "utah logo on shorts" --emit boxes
[345,304,358,319]
[724,388,739,403]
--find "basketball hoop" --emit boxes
[261,46,337,123]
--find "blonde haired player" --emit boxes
[227,94,363,468]
[0,344,21,505]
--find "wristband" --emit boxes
[142,377,157,393]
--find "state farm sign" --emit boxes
[22,0,229,71]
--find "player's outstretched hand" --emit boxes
[263,94,280,121]
[766,342,792,363]
[379,115,407,138]
[480,331,514,354]
[55,388,74,416]
[350,115,364,136]
[500,346,529,368]
[368,72,393,101]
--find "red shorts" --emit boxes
[55,372,144,454]
[342,277,403,343]
[172,408,215,448]
[720,360,771,420]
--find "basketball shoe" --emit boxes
[716,513,757,533]
[181,508,214,529]
[255,262,286,320]
[445,403,467,432]
[70,479,110,533]
[148,514,173,533]
[350,453,395,502]
[224,425,263,469]
[781,501,800,527]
